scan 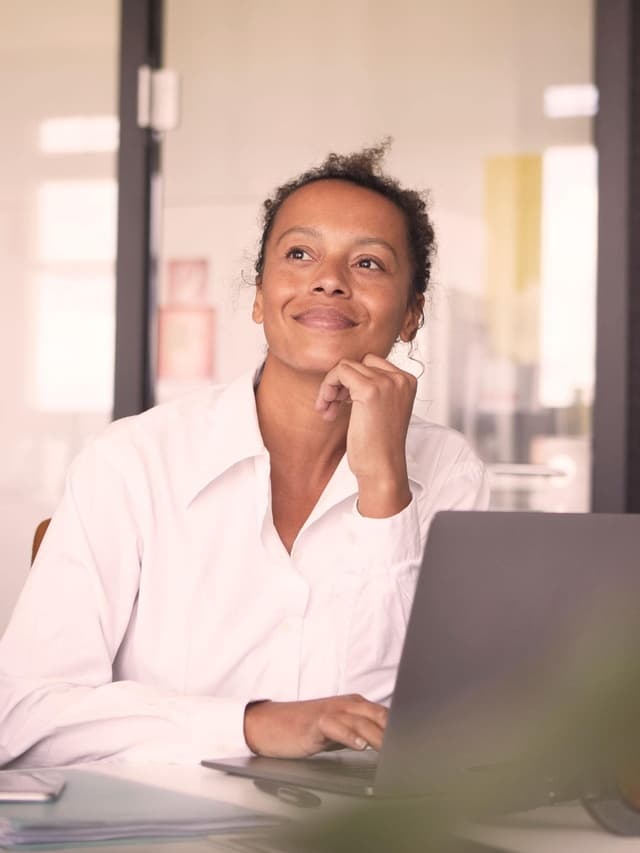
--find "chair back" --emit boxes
[31,519,51,565]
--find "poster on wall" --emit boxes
[166,258,209,305]
[157,258,215,383]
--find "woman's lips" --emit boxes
[293,307,357,331]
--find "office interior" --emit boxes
[0,0,637,639]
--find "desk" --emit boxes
[467,805,640,852]
[11,762,630,853]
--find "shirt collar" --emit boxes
[184,366,266,505]
[184,366,428,507]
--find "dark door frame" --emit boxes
[592,0,640,512]
[113,0,163,419]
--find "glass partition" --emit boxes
[0,2,119,632]
[160,0,595,513]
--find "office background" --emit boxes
[1,0,638,633]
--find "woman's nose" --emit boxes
[311,260,351,296]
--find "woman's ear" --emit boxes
[252,282,264,325]
[399,293,425,342]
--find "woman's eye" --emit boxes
[286,247,312,261]
[356,257,383,271]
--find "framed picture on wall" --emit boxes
[156,306,215,381]
[166,258,209,305]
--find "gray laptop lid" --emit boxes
[376,511,640,796]
[204,511,640,799]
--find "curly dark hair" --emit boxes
[254,142,436,317]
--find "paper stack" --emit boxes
[0,769,278,847]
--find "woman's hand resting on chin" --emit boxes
[315,353,417,518]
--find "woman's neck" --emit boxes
[255,354,348,473]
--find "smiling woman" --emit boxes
[254,179,420,371]
[0,145,489,768]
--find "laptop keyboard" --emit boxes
[305,751,378,781]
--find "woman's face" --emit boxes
[253,179,423,375]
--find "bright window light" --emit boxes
[539,146,597,408]
[39,116,119,153]
[543,84,598,118]
[32,274,115,412]
[37,180,117,263]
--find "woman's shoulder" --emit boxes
[406,415,489,510]
[407,413,478,454]
[406,414,485,479]
[72,373,253,480]
[95,383,228,450]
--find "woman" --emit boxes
[0,146,488,767]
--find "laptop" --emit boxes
[203,511,640,799]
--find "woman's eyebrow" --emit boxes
[275,226,321,245]
[275,227,398,261]
[354,237,398,261]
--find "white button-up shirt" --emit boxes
[0,368,488,768]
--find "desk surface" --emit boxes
[5,762,640,853]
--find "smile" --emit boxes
[292,307,357,331]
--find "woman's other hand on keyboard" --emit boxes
[243,694,388,757]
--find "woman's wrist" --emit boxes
[243,699,271,754]
[356,476,412,518]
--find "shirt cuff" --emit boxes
[344,489,423,574]
[185,696,252,760]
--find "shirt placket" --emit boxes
[253,453,309,701]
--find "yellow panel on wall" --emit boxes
[485,154,542,363]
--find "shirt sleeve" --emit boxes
[337,496,423,703]
[427,450,490,514]
[0,440,252,768]
[344,493,423,574]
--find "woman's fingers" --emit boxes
[341,693,389,728]
[315,359,394,417]
[361,352,402,373]
[315,360,363,413]
[315,696,388,751]
[317,383,351,422]
[317,711,386,751]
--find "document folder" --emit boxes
[0,768,277,847]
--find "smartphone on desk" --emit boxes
[0,771,65,803]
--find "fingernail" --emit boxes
[354,737,366,749]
